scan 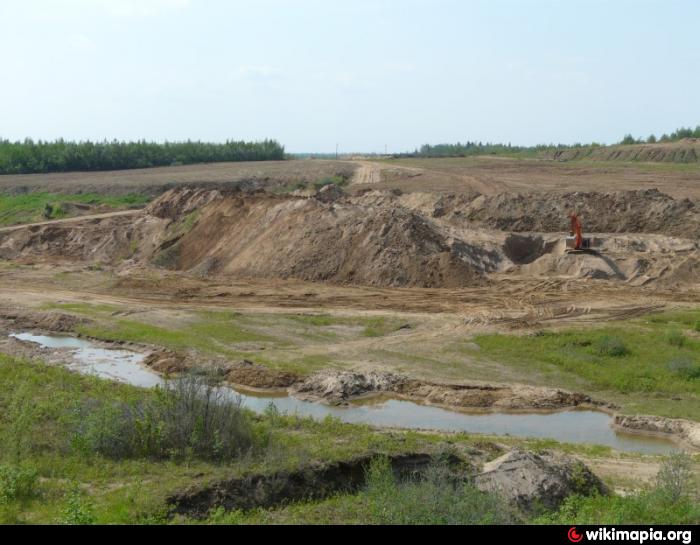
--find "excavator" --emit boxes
[566,212,595,254]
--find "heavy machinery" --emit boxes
[566,212,595,253]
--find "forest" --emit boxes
[0,139,285,174]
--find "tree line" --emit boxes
[0,138,285,175]
[398,141,598,158]
[620,126,700,145]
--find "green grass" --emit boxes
[0,352,443,524]
[473,310,700,420]
[0,192,150,227]
[203,456,517,525]
[1,352,698,525]
[536,490,700,525]
[77,312,275,358]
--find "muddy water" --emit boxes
[9,333,681,455]
[10,333,163,389]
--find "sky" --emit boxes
[1,0,699,153]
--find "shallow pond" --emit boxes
[10,332,682,455]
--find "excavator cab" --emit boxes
[566,212,595,254]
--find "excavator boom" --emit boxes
[566,212,595,253]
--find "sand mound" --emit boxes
[433,189,700,238]
[541,139,700,163]
[148,189,491,288]
[1,187,697,289]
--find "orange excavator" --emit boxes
[566,212,594,253]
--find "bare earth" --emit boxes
[1,155,699,484]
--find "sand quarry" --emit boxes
[0,158,699,451]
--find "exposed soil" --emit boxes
[1,187,697,291]
[168,447,602,519]
[542,139,700,164]
[0,160,356,197]
[474,448,608,513]
[0,309,86,333]
[614,415,700,450]
[290,370,607,412]
[168,452,465,518]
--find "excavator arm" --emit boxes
[570,213,584,251]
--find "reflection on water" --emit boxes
[10,332,681,455]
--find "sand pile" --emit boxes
[147,189,491,288]
[1,187,697,289]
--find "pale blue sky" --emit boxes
[1,0,698,152]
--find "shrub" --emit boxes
[363,456,517,525]
[656,452,694,503]
[60,488,96,525]
[536,452,700,525]
[0,465,38,504]
[72,372,264,461]
[668,357,700,380]
[666,330,687,348]
[595,336,629,357]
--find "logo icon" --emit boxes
[568,528,584,543]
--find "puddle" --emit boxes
[10,333,163,389]
[9,332,682,455]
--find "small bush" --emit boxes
[72,372,264,461]
[363,456,517,525]
[0,465,38,504]
[666,330,687,348]
[656,452,694,503]
[60,488,96,525]
[668,357,700,380]
[595,336,629,357]
[537,452,699,525]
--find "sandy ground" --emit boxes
[353,156,700,198]
[1,156,699,485]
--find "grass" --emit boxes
[77,312,275,359]
[472,309,700,420]
[0,352,440,524]
[0,352,698,525]
[0,192,150,227]
[48,304,407,374]
[204,455,517,525]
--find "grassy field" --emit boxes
[0,192,149,227]
[38,301,700,420]
[47,303,407,374]
[471,310,700,420]
[0,353,697,525]
[0,160,356,198]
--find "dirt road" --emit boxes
[0,209,142,233]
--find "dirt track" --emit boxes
[0,209,141,233]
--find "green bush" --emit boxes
[60,488,96,525]
[536,453,700,525]
[595,336,629,358]
[668,357,700,380]
[666,330,687,348]
[656,452,694,503]
[0,465,38,504]
[71,372,265,462]
[362,456,517,525]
